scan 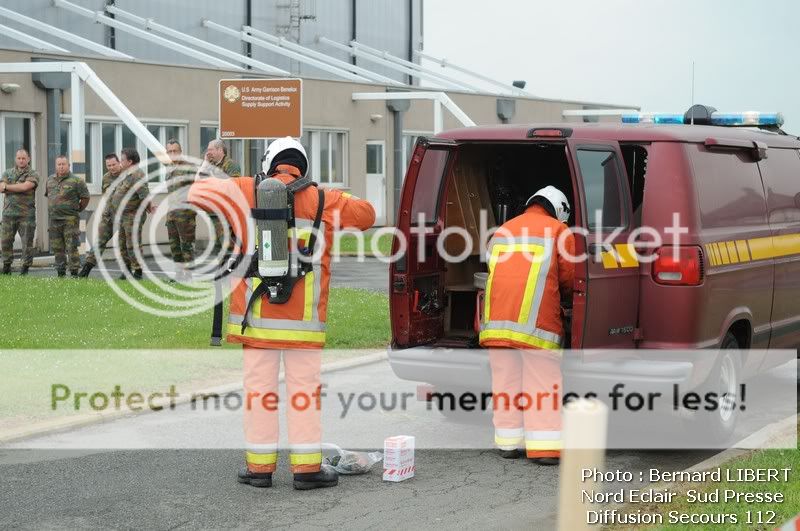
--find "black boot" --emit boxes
[293,464,339,490]
[1,264,10,275]
[70,269,79,277]
[237,467,273,488]
[20,266,29,276]
[78,263,94,278]
[132,269,143,280]
[57,269,66,278]
[499,449,524,459]
[530,457,560,466]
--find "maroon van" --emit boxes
[387,106,800,434]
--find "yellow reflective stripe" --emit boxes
[601,251,618,269]
[341,192,352,198]
[705,244,717,266]
[303,272,314,321]
[525,440,563,451]
[748,236,773,261]
[227,323,326,343]
[516,244,545,324]
[736,240,750,261]
[289,452,323,465]
[771,233,800,258]
[712,243,722,265]
[718,243,730,264]
[483,245,503,323]
[479,329,562,352]
[615,243,638,268]
[246,451,277,465]
[726,241,739,264]
[495,435,524,446]
[251,278,263,316]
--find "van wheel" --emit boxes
[683,332,742,444]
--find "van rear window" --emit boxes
[411,148,449,224]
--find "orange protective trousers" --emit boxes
[243,348,323,473]
[489,349,562,458]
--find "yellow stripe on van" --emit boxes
[712,243,723,265]
[747,236,774,261]
[615,243,639,268]
[726,241,739,264]
[771,233,800,258]
[735,240,751,262]
[601,251,618,269]
[718,243,730,264]
[705,244,717,266]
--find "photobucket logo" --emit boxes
[89,156,252,317]
[329,209,691,265]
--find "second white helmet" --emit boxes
[525,185,571,223]
[261,136,308,176]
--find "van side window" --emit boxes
[411,148,449,224]
[576,149,627,230]
[620,145,648,227]
[757,148,800,225]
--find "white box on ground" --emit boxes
[383,435,415,482]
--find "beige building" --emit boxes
[0,46,635,254]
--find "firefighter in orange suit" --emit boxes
[188,137,375,489]
[479,186,574,465]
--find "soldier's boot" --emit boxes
[237,468,273,488]
[20,265,29,276]
[293,464,339,491]
[78,263,95,278]
[132,269,143,280]
[2,263,11,275]
[70,269,80,278]
[56,269,66,278]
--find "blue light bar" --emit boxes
[709,111,784,127]
[621,110,784,127]
[622,113,685,125]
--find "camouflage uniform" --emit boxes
[165,165,196,264]
[209,155,241,254]
[85,170,131,269]
[46,172,89,275]
[1,166,40,269]
[98,168,149,272]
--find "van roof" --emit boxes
[438,123,800,149]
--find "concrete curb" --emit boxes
[0,351,388,445]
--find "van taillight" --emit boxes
[652,246,704,286]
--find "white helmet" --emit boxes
[526,185,571,223]
[261,136,308,176]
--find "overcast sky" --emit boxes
[423,0,799,132]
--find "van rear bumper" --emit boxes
[388,347,697,393]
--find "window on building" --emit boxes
[304,130,347,186]
[200,126,217,155]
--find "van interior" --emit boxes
[436,142,575,346]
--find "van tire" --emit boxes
[683,332,742,444]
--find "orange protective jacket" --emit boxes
[479,204,575,351]
[188,165,376,349]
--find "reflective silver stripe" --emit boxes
[524,431,562,441]
[229,313,326,332]
[495,427,524,438]
[480,320,562,346]
[289,443,321,454]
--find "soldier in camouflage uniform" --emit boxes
[45,155,89,277]
[0,148,39,275]
[205,139,240,255]
[164,140,196,281]
[82,148,150,279]
[79,153,133,278]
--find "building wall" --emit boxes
[0,47,633,255]
[0,0,419,84]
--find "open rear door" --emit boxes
[391,138,456,348]
[568,140,640,349]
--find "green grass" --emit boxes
[609,422,800,530]
[333,229,394,256]
[0,276,389,424]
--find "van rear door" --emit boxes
[391,138,455,348]
[567,140,640,349]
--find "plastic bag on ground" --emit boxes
[322,443,383,475]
